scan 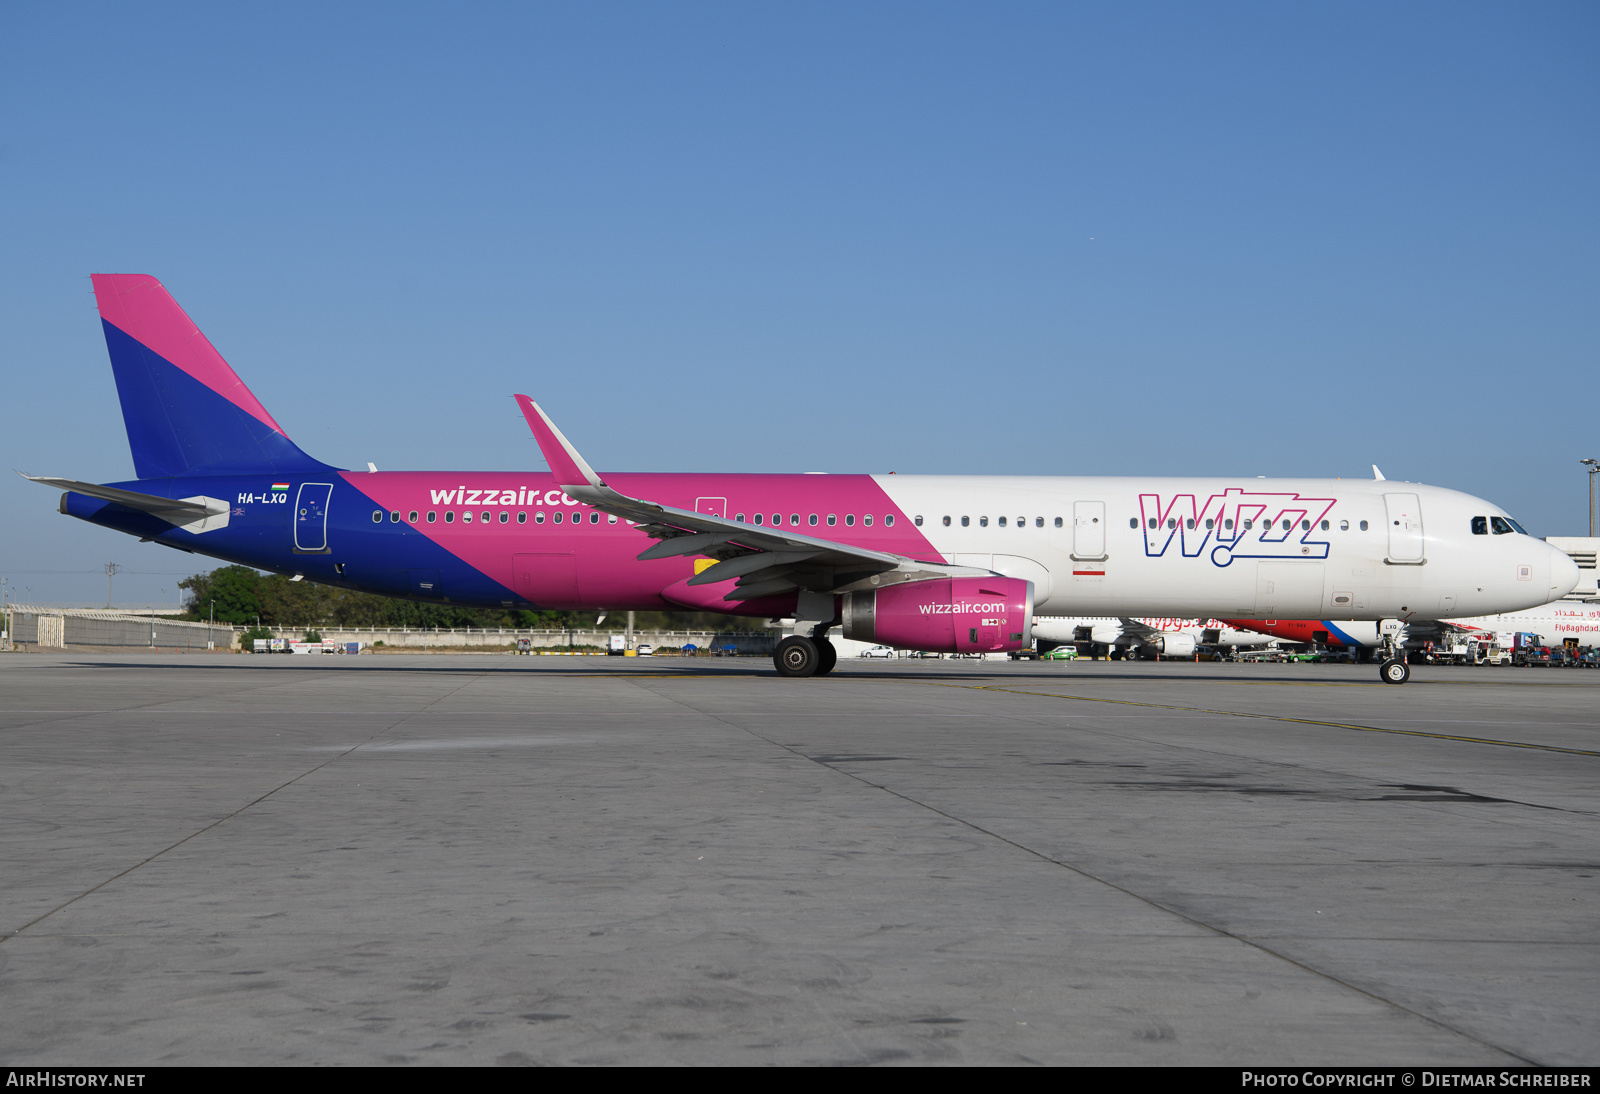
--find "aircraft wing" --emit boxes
[1117,617,1160,640]
[514,395,983,600]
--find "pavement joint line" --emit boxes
[929,683,1600,758]
[0,671,488,947]
[624,675,1537,1066]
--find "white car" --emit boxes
[636,644,653,657]
[859,645,896,659]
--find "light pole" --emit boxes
[104,562,121,608]
[1580,457,1593,537]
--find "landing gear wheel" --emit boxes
[1380,658,1411,685]
[775,636,820,678]
[814,639,837,676]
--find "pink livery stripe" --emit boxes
[90,274,290,436]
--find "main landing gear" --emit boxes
[773,635,837,678]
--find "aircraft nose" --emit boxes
[1549,546,1580,600]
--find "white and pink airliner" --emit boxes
[29,275,1581,683]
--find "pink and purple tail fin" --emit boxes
[92,274,326,479]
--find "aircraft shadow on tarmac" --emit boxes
[51,657,1388,685]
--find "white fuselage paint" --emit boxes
[871,476,1578,621]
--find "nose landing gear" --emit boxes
[1377,618,1410,684]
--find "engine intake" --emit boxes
[1150,633,1196,657]
[841,577,1034,654]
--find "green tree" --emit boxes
[179,565,262,624]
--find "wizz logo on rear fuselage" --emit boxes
[1139,488,1336,567]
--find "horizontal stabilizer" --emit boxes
[21,473,230,533]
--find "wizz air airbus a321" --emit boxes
[27,275,1579,683]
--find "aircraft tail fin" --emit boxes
[91,274,327,478]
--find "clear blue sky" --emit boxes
[3,2,1596,605]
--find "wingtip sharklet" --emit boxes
[513,395,605,489]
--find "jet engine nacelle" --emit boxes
[1150,633,1196,657]
[841,577,1034,654]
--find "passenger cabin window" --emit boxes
[1054,517,1062,528]
[371,510,382,523]
[735,513,745,522]
[427,511,436,523]
[445,511,455,523]
[829,515,838,526]
[591,512,600,524]
[961,516,969,527]
[1147,518,1157,529]
[1166,518,1176,530]
[1130,518,1138,529]
[914,515,922,526]
[942,516,951,526]
[864,515,873,527]
[771,513,781,525]
[517,512,527,524]
[1359,520,1368,531]
[553,512,562,524]
[1035,517,1043,528]
[389,511,400,523]
[845,514,855,527]
[1205,519,1214,529]
[409,511,418,523]
[535,512,545,524]
[499,512,509,524]
[1224,519,1233,530]
[608,514,617,524]
[1319,520,1329,531]
[885,515,895,527]
[1339,520,1348,531]
[1185,519,1194,530]
[790,514,799,526]
[809,514,818,526]
[754,513,763,525]
[998,516,1007,527]
[979,516,988,527]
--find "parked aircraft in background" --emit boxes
[1225,540,1598,655]
[26,275,1579,682]
[1228,602,1600,655]
[1032,617,1276,659]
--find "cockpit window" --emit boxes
[1507,517,1528,535]
[1490,516,1516,535]
[1471,516,1488,535]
